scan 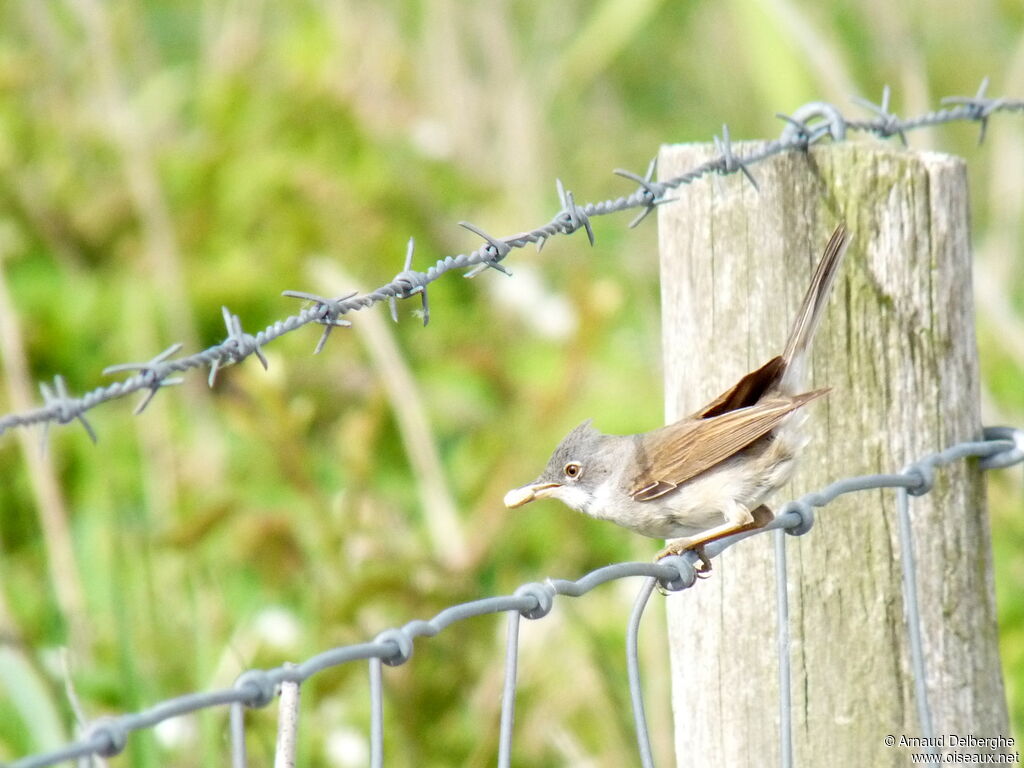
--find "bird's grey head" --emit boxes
[503,419,616,513]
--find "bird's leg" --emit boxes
[655,505,775,574]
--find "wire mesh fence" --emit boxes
[6,427,1022,768]
[3,83,1023,767]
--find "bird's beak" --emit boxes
[503,482,561,509]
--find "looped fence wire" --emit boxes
[8,427,1022,768]
[1,81,1021,442]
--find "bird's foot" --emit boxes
[655,539,713,578]
[654,505,776,582]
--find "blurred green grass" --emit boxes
[0,1,1021,765]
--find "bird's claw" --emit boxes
[655,541,714,578]
[694,551,714,578]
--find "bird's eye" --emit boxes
[563,462,582,479]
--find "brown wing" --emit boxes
[630,389,827,501]
[693,356,785,419]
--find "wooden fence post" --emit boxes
[656,142,1009,765]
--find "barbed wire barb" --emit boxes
[554,178,595,245]
[386,237,430,326]
[226,306,268,371]
[851,85,908,146]
[942,77,1001,145]
[102,343,185,415]
[39,375,97,447]
[714,124,759,190]
[613,157,675,228]
[207,307,266,387]
[280,289,357,355]
[460,221,513,278]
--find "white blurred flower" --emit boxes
[252,606,302,651]
[154,715,198,750]
[489,262,577,340]
[325,726,370,767]
[410,118,453,159]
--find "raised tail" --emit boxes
[779,224,851,393]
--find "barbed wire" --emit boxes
[6,427,1022,768]
[1,80,1022,441]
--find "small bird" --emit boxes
[504,225,850,571]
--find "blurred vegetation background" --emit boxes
[0,1,1021,765]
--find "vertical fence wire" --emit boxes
[230,703,247,768]
[774,529,793,768]
[895,487,937,751]
[368,658,384,768]
[497,610,522,768]
[627,577,658,768]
